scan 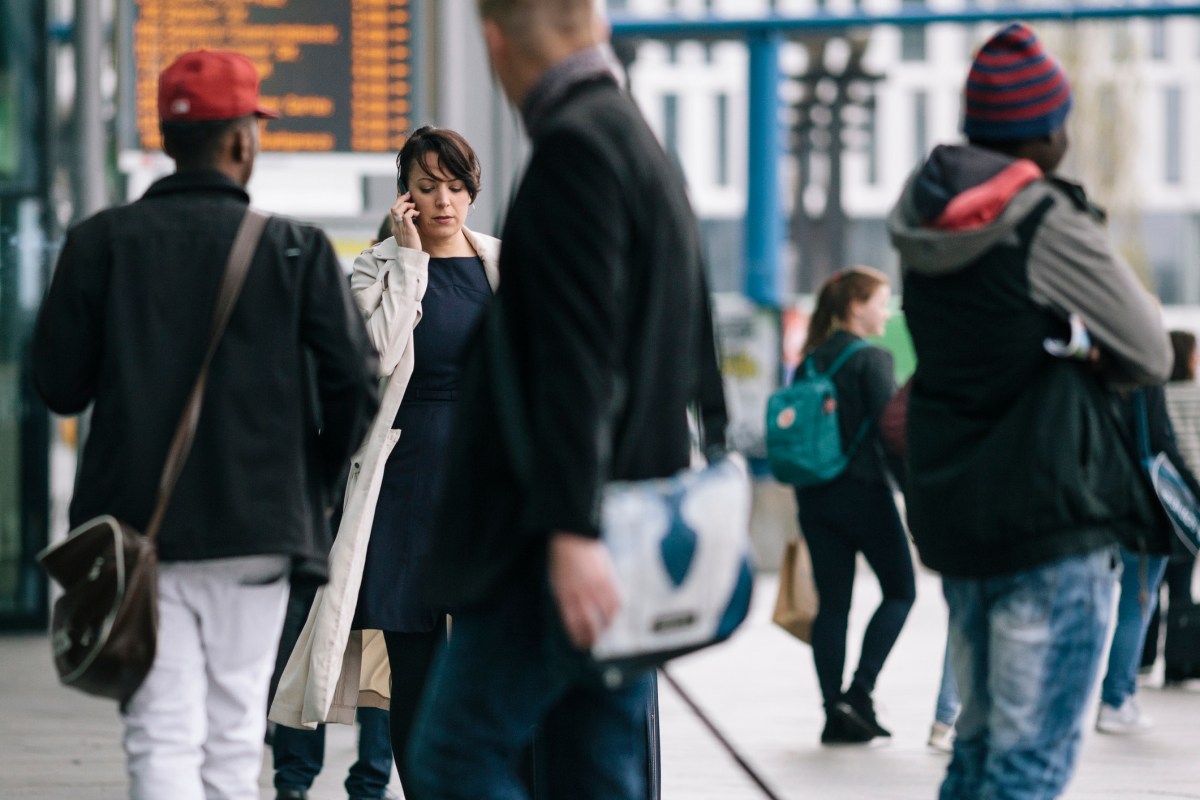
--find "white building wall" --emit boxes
[619,3,1200,226]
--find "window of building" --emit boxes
[1165,85,1182,185]
[664,93,680,163]
[715,93,730,186]
[913,90,928,166]
[900,0,927,61]
[1150,18,1167,60]
[1097,84,1118,189]
[866,101,878,185]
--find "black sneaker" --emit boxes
[821,704,875,745]
[840,686,891,738]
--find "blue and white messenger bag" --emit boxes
[591,453,754,685]
[485,299,754,686]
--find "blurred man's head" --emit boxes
[963,23,1072,175]
[157,50,278,185]
[477,0,605,108]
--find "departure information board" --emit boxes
[133,0,415,152]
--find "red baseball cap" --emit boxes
[158,50,280,122]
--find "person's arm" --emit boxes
[516,131,627,538]
[513,129,629,649]
[31,219,108,414]
[349,242,427,375]
[298,226,380,492]
[859,346,897,424]
[859,347,907,486]
[1028,189,1170,385]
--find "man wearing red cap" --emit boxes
[889,23,1171,800]
[32,50,378,799]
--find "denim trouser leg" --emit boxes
[934,623,960,726]
[1100,549,1168,708]
[345,707,394,799]
[940,548,1118,800]
[407,572,652,800]
[272,723,325,791]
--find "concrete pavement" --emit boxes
[3,565,1199,799]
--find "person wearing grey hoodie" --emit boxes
[888,23,1171,800]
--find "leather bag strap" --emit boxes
[143,209,269,542]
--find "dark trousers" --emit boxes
[273,708,392,798]
[1140,556,1196,668]
[270,584,394,798]
[797,477,916,709]
[406,565,655,800]
[382,627,442,797]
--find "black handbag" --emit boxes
[36,209,268,703]
[1134,389,1200,560]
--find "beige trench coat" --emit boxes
[270,228,501,728]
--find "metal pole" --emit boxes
[74,0,106,218]
[745,31,781,307]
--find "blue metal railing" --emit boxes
[610,4,1200,40]
[610,4,1200,306]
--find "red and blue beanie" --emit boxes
[962,23,1072,141]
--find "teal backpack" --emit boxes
[765,339,871,487]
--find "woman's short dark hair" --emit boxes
[396,126,481,201]
[1170,330,1197,382]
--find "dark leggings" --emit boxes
[383,626,444,797]
[797,477,916,710]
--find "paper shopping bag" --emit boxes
[772,538,819,644]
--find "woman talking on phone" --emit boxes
[271,126,499,791]
[795,267,914,745]
[357,125,501,777]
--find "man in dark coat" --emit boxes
[32,50,378,799]
[407,1,725,797]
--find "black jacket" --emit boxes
[889,145,1170,578]
[428,74,724,609]
[798,330,900,489]
[32,170,379,582]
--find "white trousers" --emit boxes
[121,555,290,800]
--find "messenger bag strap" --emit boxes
[143,209,269,542]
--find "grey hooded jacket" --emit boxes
[888,144,1170,577]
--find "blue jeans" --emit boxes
[272,707,393,798]
[1099,548,1168,708]
[940,548,1118,800]
[408,567,653,800]
[935,621,961,726]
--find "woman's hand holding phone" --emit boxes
[389,191,421,250]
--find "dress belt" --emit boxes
[404,388,460,401]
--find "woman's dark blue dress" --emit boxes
[354,255,491,632]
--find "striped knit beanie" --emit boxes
[963,23,1072,141]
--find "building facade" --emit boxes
[615,0,1200,299]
